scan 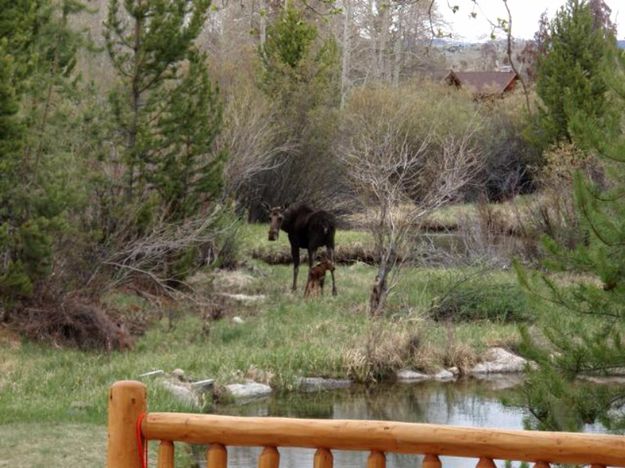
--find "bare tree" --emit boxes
[217,83,294,211]
[340,86,482,315]
[334,0,444,94]
[94,207,233,302]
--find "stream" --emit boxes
[197,375,562,468]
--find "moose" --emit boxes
[304,255,335,297]
[266,204,337,296]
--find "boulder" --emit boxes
[396,369,430,382]
[159,380,201,409]
[470,347,528,374]
[297,377,352,392]
[433,369,456,381]
[225,382,272,401]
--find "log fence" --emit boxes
[107,380,625,467]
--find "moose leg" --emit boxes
[307,247,316,284]
[327,246,337,296]
[292,246,300,292]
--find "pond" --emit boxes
[199,376,540,468]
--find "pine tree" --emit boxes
[516,47,625,431]
[255,6,341,209]
[534,0,613,148]
[0,1,87,309]
[260,6,339,116]
[0,43,29,302]
[147,51,225,220]
[104,0,223,222]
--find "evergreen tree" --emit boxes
[535,0,614,148]
[260,6,339,117]
[0,43,30,303]
[516,47,625,431]
[147,51,225,220]
[254,6,341,210]
[0,1,87,309]
[104,0,223,222]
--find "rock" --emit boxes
[138,370,165,378]
[159,380,200,409]
[232,316,245,324]
[297,377,352,392]
[396,369,430,382]
[447,367,460,376]
[433,369,455,381]
[225,382,272,401]
[470,347,528,374]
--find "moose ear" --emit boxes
[282,202,290,210]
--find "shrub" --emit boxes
[429,276,530,323]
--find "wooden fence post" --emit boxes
[107,380,147,468]
[258,446,280,468]
[368,450,386,468]
[314,448,333,468]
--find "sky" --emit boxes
[438,0,625,42]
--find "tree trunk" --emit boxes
[259,0,267,47]
[392,9,403,87]
[340,0,352,108]
[378,3,391,82]
[369,262,389,316]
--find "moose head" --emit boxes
[265,203,289,241]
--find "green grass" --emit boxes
[237,221,373,256]
[0,225,527,466]
[0,263,522,425]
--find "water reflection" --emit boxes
[193,378,532,467]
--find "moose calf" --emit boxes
[304,257,335,298]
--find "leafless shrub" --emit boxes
[217,83,294,211]
[340,85,482,315]
[514,143,604,259]
[93,206,236,304]
[16,297,133,351]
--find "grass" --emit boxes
[237,221,373,257]
[0,423,106,468]
[344,195,543,234]
[0,218,529,466]
[0,263,522,424]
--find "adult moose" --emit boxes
[267,204,337,296]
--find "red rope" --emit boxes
[136,412,148,468]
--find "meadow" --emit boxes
[0,220,530,466]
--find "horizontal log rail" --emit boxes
[108,380,625,467]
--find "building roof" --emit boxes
[444,70,518,95]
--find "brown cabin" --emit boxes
[444,70,518,98]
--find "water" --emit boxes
[199,376,534,468]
